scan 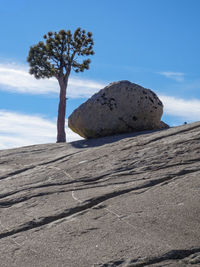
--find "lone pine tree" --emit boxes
[27,28,94,142]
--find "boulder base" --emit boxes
[68,81,164,138]
[159,120,170,129]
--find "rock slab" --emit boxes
[68,81,164,138]
[0,122,200,266]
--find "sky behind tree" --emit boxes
[0,0,200,149]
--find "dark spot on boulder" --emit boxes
[149,97,154,103]
[99,96,117,111]
[151,91,157,98]
[132,116,137,121]
[143,90,147,95]
[158,101,162,106]
[154,106,157,109]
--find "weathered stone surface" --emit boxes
[68,81,164,138]
[0,122,200,266]
[159,120,170,129]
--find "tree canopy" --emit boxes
[27,27,94,81]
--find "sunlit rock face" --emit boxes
[68,80,165,138]
[0,122,200,266]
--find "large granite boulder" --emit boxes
[68,80,164,138]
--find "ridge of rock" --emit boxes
[0,122,200,267]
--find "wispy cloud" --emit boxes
[158,71,185,82]
[160,95,200,121]
[0,110,83,150]
[0,62,105,98]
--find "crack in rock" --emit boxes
[0,151,81,181]
[1,166,199,239]
[99,248,200,266]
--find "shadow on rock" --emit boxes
[70,129,162,149]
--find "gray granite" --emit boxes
[0,122,200,266]
[68,81,164,138]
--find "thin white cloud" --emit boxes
[160,95,200,121]
[158,71,185,82]
[0,62,104,98]
[0,110,83,150]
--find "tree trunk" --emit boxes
[56,75,69,143]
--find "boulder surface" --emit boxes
[0,122,200,266]
[68,81,164,138]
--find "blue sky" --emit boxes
[0,0,200,149]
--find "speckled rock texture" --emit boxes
[0,122,200,267]
[68,80,165,138]
[159,120,170,129]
